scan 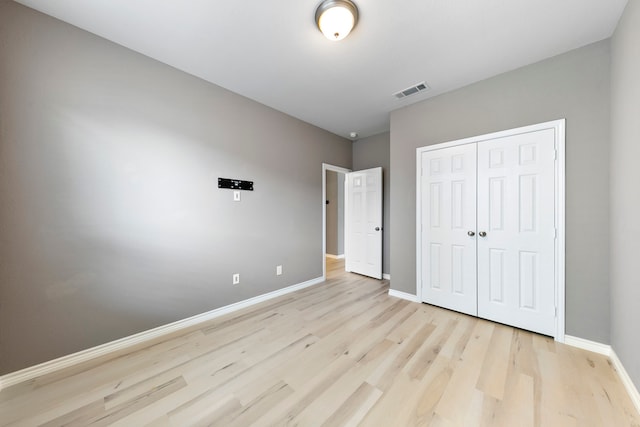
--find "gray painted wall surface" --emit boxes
[325,170,344,256]
[611,0,640,389]
[390,41,611,343]
[0,2,351,374]
[352,132,390,276]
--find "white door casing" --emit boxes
[476,129,557,336]
[416,119,565,341]
[346,167,383,279]
[420,143,478,316]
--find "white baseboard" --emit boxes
[325,254,345,259]
[564,335,612,356]
[610,348,640,414]
[0,276,324,391]
[382,273,391,280]
[388,289,420,303]
[565,335,640,414]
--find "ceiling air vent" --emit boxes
[393,81,430,99]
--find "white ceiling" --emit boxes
[15,0,627,139]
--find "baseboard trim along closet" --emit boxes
[388,289,420,303]
[565,335,640,414]
[324,254,345,259]
[383,273,391,280]
[564,335,613,356]
[0,276,324,391]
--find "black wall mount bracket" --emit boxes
[218,178,254,191]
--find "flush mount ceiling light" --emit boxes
[315,0,359,41]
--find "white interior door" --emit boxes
[345,167,382,279]
[477,129,557,336]
[420,144,478,316]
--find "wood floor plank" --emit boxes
[497,373,535,427]
[387,355,452,426]
[319,381,383,427]
[248,354,357,426]
[405,318,458,381]
[218,332,318,406]
[1,258,638,427]
[367,322,437,392]
[475,324,513,400]
[221,381,294,427]
[433,320,494,425]
[165,381,238,424]
[358,372,417,427]
[292,339,397,426]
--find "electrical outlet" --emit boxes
[233,191,241,201]
[276,265,283,276]
[232,273,240,285]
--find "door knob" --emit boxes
[467,231,475,237]
[479,231,487,237]
[375,227,380,231]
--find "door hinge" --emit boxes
[555,307,558,317]
[553,149,558,160]
[554,228,558,239]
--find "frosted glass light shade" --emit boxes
[315,0,358,41]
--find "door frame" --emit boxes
[415,119,566,342]
[322,163,351,281]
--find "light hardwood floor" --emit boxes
[1,258,638,426]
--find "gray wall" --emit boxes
[0,2,351,374]
[352,132,390,276]
[325,170,344,256]
[611,0,640,388]
[390,41,611,343]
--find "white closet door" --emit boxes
[477,129,556,336]
[420,144,477,316]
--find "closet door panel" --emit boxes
[477,129,556,336]
[420,144,477,316]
